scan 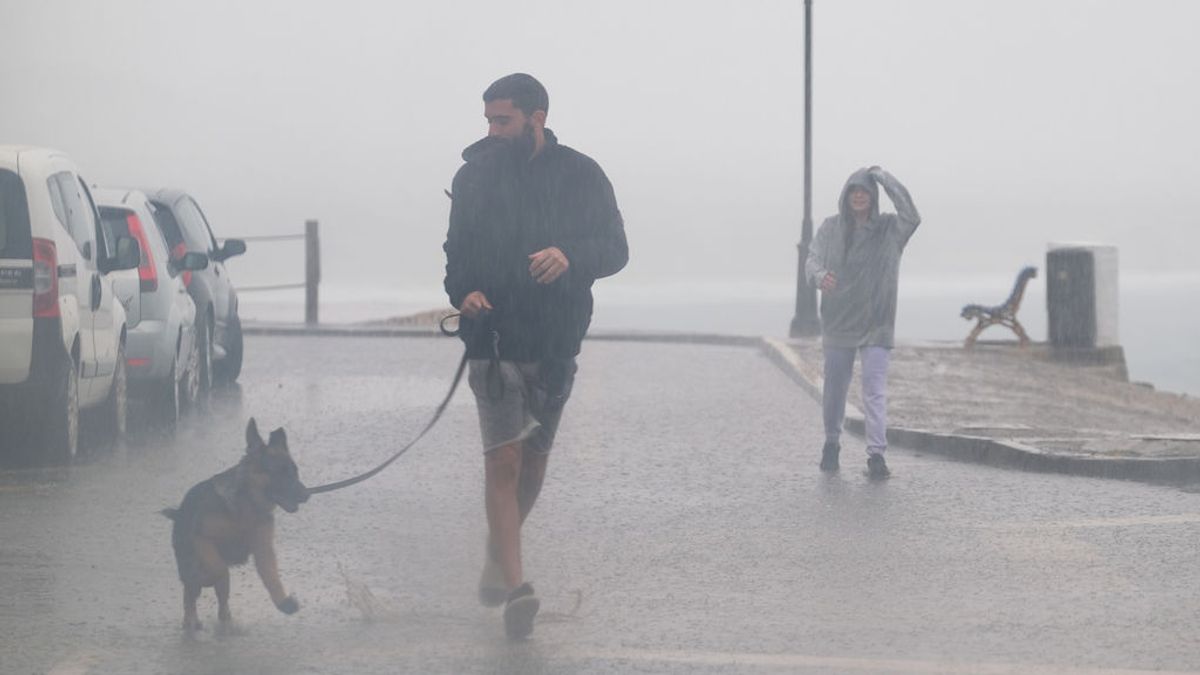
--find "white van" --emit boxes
[0,146,140,463]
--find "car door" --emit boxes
[45,165,102,401]
[175,197,231,338]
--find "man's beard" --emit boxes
[503,121,536,163]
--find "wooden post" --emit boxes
[305,219,320,325]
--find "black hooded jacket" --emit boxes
[443,129,629,361]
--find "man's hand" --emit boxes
[460,291,493,318]
[819,271,837,292]
[528,247,570,284]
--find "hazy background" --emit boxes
[3,0,1198,391]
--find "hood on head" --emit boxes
[839,168,879,221]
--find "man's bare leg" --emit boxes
[485,442,524,589]
[517,449,548,521]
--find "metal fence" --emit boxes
[229,219,320,325]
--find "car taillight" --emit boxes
[172,243,192,288]
[32,238,59,318]
[126,212,157,292]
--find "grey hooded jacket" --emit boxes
[805,167,920,348]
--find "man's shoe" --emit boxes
[819,441,840,472]
[503,583,540,640]
[867,453,890,480]
[478,547,507,607]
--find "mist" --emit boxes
[3,0,1198,312]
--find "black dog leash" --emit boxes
[307,313,474,495]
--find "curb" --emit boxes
[758,337,1200,486]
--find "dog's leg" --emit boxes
[215,569,232,625]
[251,523,300,614]
[183,583,203,632]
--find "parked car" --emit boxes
[143,189,246,389]
[0,146,140,463]
[94,188,209,431]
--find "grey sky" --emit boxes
[3,0,1198,300]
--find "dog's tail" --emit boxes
[160,507,180,521]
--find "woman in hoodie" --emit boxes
[805,166,921,478]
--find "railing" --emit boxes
[229,219,321,325]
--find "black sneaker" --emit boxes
[819,441,840,472]
[867,454,890,480]
[503,582,540,640]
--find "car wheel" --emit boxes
[180,332,201,412]
[95,343,128,449]
[158,354,180,434]
[42,351,79,464]
[215,314,243,383]
[197,315,214,393]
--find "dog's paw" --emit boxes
[276,595,300,614]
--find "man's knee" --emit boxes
[486,443,523,485]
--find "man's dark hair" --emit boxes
[483,73,549,116]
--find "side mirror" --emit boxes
[109,236,141,272]
[175,251,210,272]
[215,238,246,262]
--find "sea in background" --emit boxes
[232,272,1200,398]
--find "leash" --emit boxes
[306,313,476,495]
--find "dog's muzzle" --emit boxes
[271,482,310,513]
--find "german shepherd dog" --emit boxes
[161,418,310,632]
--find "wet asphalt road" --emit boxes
[3,335,1200,674]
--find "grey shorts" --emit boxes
[468,358,577,454]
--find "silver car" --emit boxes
[94,188,208,431]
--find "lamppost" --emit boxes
[789,0,820,337]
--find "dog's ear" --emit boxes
[246,418,266,452]
[268,428,288,451]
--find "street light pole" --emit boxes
[789,0,821,337]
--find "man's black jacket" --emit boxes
[443,129,629,361]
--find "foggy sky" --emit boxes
[3,0,1198,301]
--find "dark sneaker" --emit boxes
[503,583,540,640]
[819,441,840,472]
[867,454,890,480]
[478,551,507,607]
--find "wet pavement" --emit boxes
[3,335,1200,674]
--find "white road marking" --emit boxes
[987,513,1200,530]
[570,647,1200,674]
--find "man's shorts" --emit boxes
[468,358,577,455]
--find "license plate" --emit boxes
[0,267,32,289]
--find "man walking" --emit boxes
[443,73,628,639]
[805,166,920,479]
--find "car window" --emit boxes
[0,169,32,259]
[78,180,110,256]
[173,197,217,253]
[149,199,184,251]
[98,206,148,269]
[47,172,95,254]
[46,175,69,233]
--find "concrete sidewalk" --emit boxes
[763,338,1200,485]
